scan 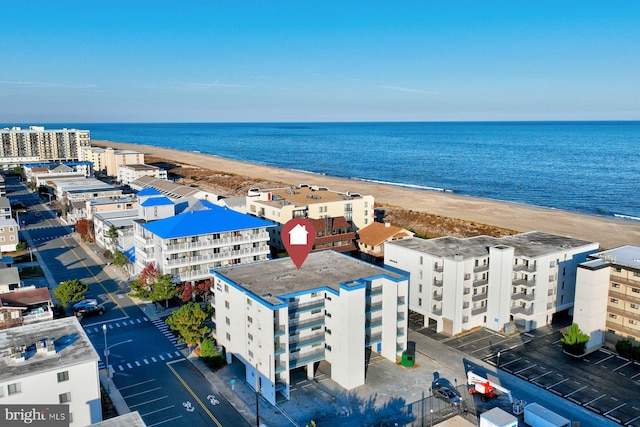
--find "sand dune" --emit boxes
[94,140,640,249]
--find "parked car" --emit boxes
[72,299,98,309]
[432,378,462,406]
[74,304,105,317]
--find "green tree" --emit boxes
[129,264,177,308]
[165,302,211,346]
[152,273,179,309]
[53,279,89,306]
[561,323,590,356]
[105,225,119,248]
[111,250,130,268]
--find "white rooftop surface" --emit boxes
[216,250,404,305]
[388,231,596,259]
[90,411,146,427]
[480,407,517,426]
[51,178,118,192]
[0,317,99,383]
[590,245,640,271]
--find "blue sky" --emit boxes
[2,1,639,122]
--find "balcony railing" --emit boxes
[432,293,443,302]
[609,290,640,305]
[166,246,269,267]
[164,232,270,252]
[135,235,154,247]
[397,327,405,337]
[471,306,487,315]
[366,302,383,313]
[434,265,444,273]
[605,320,640,337]
[511,306,534,315]
[511,292,536,302]
[472,292,488,302]
[608,305,640,322]
[432,308,442,316]
[274,326,286,337]
[22,310,54,325]
[433,280,443,287]
[397,296,406,305]
[513,278,536,287]
[367,286,383,297]
[473,279,488,287]
[275,344,287,355]
[513,264,537,273]
[289,300,325,315]
[275,363,287,373]
[473,264,489,273]
[365,317,383,329]
[289,333,325,350]
[365,332,382,346]
[289,317,324,333]
[289,350,325,368]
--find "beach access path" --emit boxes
[95,140,640,249]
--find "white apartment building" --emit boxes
[247,184,374,251]
[574,246,640,352]
[385,231,599,335]
[0,317,102,426]
[117,164,167,186]
[23,161,93,185]
[133,205,274,283]
[79,146,145,177]
[211,250,409,405]
[0,126,90,162]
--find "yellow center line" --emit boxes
[69,247,128,318]
[167,362,222,427]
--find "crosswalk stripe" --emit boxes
[115,323,121,327]
[127,363,132,369]
[144,359,149,364]
[108,324,113,329]
[137,319,142,323]
[143,318,149,322]
[159,355,165,361]
[129,320,135,325]
[93,328,99,333]
[167,353,173,358]
[135,361,141,367]
[174,351,181,357]
[118,365,124,371]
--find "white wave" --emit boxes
[353,177,453,193]
[614,213,640,222]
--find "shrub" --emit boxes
[200,337,226,370]
[616,339,634,359]
[16,241,27,251]
[561,323,590,356]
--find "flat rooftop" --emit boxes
[121,164,160,171]
[588,245,640,272]
[255,185,365,207]
[90,411,146,427]
[0,317,99,383]
[388,231,597,259]
[216,250,404,305]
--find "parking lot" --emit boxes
[441,327,640,426]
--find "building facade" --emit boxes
[117,164,168,186]
[0,317,102,426]
[0,287,54,330]
[133,205,274,283]
[574,246,640,351]
[357,221,414,264]
[385,231,599,335]
[0,218,19,252]
[211,251,409,405]
[1,126,90,161]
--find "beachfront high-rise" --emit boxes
[385,231,599,335]
[210,251,408,405]
[574,246,640,351]
[0,126,90,165]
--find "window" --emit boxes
[57,371,69,382]
[311,309,321,314]
[464,274,471,280]
[8,383,21,395]
[612,283,620,288]
[225,317,230,325]
[631,304,639,310]
[609,314,618,319]
[419,284,423,293]
[226,333,231,341]
[225,301,230,309]
[633,288,640,294]
[419,270,423,279]
[247,316,253,324]
[629,319,638,325]
[611,298,619,304]
[248,350,254,358]
[418,298,422,306]
[59,392,71,404]
[247,299,252,306]
[248,333,253,341]
[224,284,229,292]
[614,267,622,273]
[634,272,640,278]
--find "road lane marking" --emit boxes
[166,363,222,427]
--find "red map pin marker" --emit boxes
[282,218,316,269]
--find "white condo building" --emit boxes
[211,250,408,405]
[0,317,102,426]
[134,204,274,283]
[0,126,90,162]
[385,231,599,335]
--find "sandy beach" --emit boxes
[94,140,640,249]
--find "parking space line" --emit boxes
[595,354,614,365]
[515,364,536,374]
[631,372,640,379]
[613,361,631,372]
[565,385,587,397]
[118,379,155,390]
[531,371,553,381]
[147,415,183,427]
[129,396,168,409]
[122,387,163,399]
[500,357,521,367]
[585,394,606,406]
[141,405,176,417]
[626,414,640,425]
[604,403,626,416]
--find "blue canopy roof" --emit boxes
[142,206,274,239]
[137,188,162,196]
[141,196,174,207]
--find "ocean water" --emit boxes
[7,121,640,220]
